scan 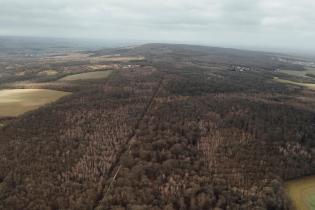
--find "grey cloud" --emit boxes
[0,0,314,53]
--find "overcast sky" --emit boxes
[0,0,314,53]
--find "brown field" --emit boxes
[285,176,315,210]
[0,89,70,117]
[59,70,113,81]
[15,71,26,76]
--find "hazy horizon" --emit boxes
[1,0,315,55]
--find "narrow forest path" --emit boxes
[93,74,165,209]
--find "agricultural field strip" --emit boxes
[274,77,315,90]
[0,89,70,117]
[286,176,315,210]
[41,53,144,63]
[280,68,315,77]
[301,186,315,208]
[59,70,113,81]
[93,75,165,209]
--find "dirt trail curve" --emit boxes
[93,75,165,209]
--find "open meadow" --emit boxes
[274,77,315,90]
[59,70,113,81]
[286,176,315,210]
[280,68,315,78]
[0,89,70,117]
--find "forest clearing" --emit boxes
[286,176,315,210]
[274,77,315,90]
[59,70,113,81]
[279,68,315,78]
[0,89,70,116]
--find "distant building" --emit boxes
[230,65,251,72]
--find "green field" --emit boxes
[285,176,315,210]
[0,89,70,117]
[309,195,315,209]
[280,68,315,78]
[59,70,113,81]
[274,77,315,90]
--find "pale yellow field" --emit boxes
[274,77,315,90]
[37,70,58,76]
[0,89,70,117]
[88,64,113,70]
[43,53,144,64]
[59,70,113,81]
[285,176,315,210]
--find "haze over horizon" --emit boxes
[1,0,315,54]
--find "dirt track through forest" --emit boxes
[93,75,164,209]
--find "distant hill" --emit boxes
[93,43,305,70]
